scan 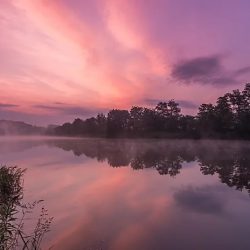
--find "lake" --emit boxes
[1,137,250,250]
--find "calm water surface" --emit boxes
[1,137,250,250]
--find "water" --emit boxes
[1,137,250,250]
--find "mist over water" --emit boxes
[1,137,250,250]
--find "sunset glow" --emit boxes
[1,0,250,125]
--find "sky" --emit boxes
[0,0,250,125]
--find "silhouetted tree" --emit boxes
[214,94,234,134]
[229,84,250,136]
[107,109,130,137]
[130,106,145,135]
[197,103,216,136]
[72,118,84,135]
[96,113,107,136]
[53,83,250,139]
[155,100,181,132]
[179,115,199,138]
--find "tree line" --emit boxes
[53,83,250,139]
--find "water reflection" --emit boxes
[1,138,250,250]
[46,139,250,194]
[174,186,225,215]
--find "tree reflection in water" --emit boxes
[48,139,250,194]
[0,166,53,250]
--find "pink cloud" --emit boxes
[0,0,249,123]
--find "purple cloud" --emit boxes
[171,56,222,81]
[171,55,250,86]
[0,103,19,109]
[33,104,107,116]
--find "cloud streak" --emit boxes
[33,104,107,116]
[0,103,19,109]
[0,0,250,124]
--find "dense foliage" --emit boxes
[54,83,250,139]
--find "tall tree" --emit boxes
[107,109,130,137]
[214,94,234,133]
[155,100,181,132]
[130,106,148,135]
[96,113,107,136]
[197,103,216,135]
[155,100,181,118]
